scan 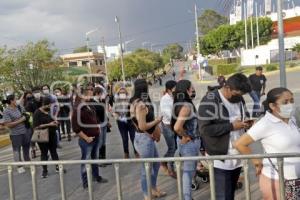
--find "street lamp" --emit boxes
[115,16,126,84]
[150,43,157,51]
[85,28,100,73]
[142,41,150,49]
[124,39,135,52]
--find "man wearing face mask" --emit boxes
[160,80,177,178]
[198,73,252,200]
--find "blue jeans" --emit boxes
[134,132,160,196]
[117,120,137,154]
[161,124,176,169]
[99,126,107,149]
[78,137,100,186]
[214,167,241,200]
[249,90,261,118]
[178,138,200,200]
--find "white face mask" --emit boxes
[278,103,294,119]
[43,89,50,95]
[119,93,127,99]
[33,93,41,100]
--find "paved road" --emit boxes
[0,65,299,200]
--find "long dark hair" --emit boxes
[171,80,195,130]
[262,87,292,113]
[130,79,151,103]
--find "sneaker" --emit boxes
[93,176,108,183]
[55,166,67,174]
[41,171,48,178]
[17,167,26,174]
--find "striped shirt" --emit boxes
[3,106,27,136]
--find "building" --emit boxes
[241,7,300,66]
[60,52,105,73]
[97,45,120,60]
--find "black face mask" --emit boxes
[228,95,243,103]
[191,90,196,99]
[27,96,34,101]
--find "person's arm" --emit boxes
[78,131,95,143]
[233,134,263,176]
[4,116,26,128]
[262,75,267,95]
[136,102,161,132]
[3,110,26,128]
[198,98,247,137]
[174,105,193,143]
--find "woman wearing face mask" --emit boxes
[33,95,62,178]
[234,88,300,200]
[114,87,138,159]
[171,80,199,200]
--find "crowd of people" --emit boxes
[0,67,299,200]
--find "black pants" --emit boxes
[117,120,137,154]
[38,142,59,172]
[60,119,71,135]
[214,167,241,200]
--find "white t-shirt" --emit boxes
[248,111,300,180]
[212,91,245,170]
[160,93,173,125]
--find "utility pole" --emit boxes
[115,16,126,85]
[244,1,248,49]
[194,4,202,80]
[101,37,109,83]
[277,0,287,87]
[255,2,260,46]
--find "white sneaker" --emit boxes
[17,167,26,174]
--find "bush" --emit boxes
[289,62,297,68]
[213,64,238,75]
[265,64,278,72]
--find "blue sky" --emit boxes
[0,0,299,54]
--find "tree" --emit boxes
[73,45,92,53]
[162,43,184,64]
[0,40,64,91]
[200,17,273,56]
[292,43,300,53]
[107,49,164,80]
[198,9,228,35]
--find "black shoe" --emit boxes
[67,135,71,141]
[83,183,88,189]
[93,176,108,183]
[41,171,48,179]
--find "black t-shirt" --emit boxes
[249,74,267,92]
[33,109,57,144]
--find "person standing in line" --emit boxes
[171,80,199,200]
[3,94,31,173]
[234,88,300,200]
[114,87,139,159]
[160,80,177,178]
[33,96,65,178]
[72,87,108,189]
[130,79,166,200]
[249,66,267,118]
[198,73,252,200]
[54,88,72,142]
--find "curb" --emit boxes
[0,135,10,148]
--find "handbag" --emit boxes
[267,158,300,200]
[31,128,49,143]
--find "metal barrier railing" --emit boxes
[1,153,299,200]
